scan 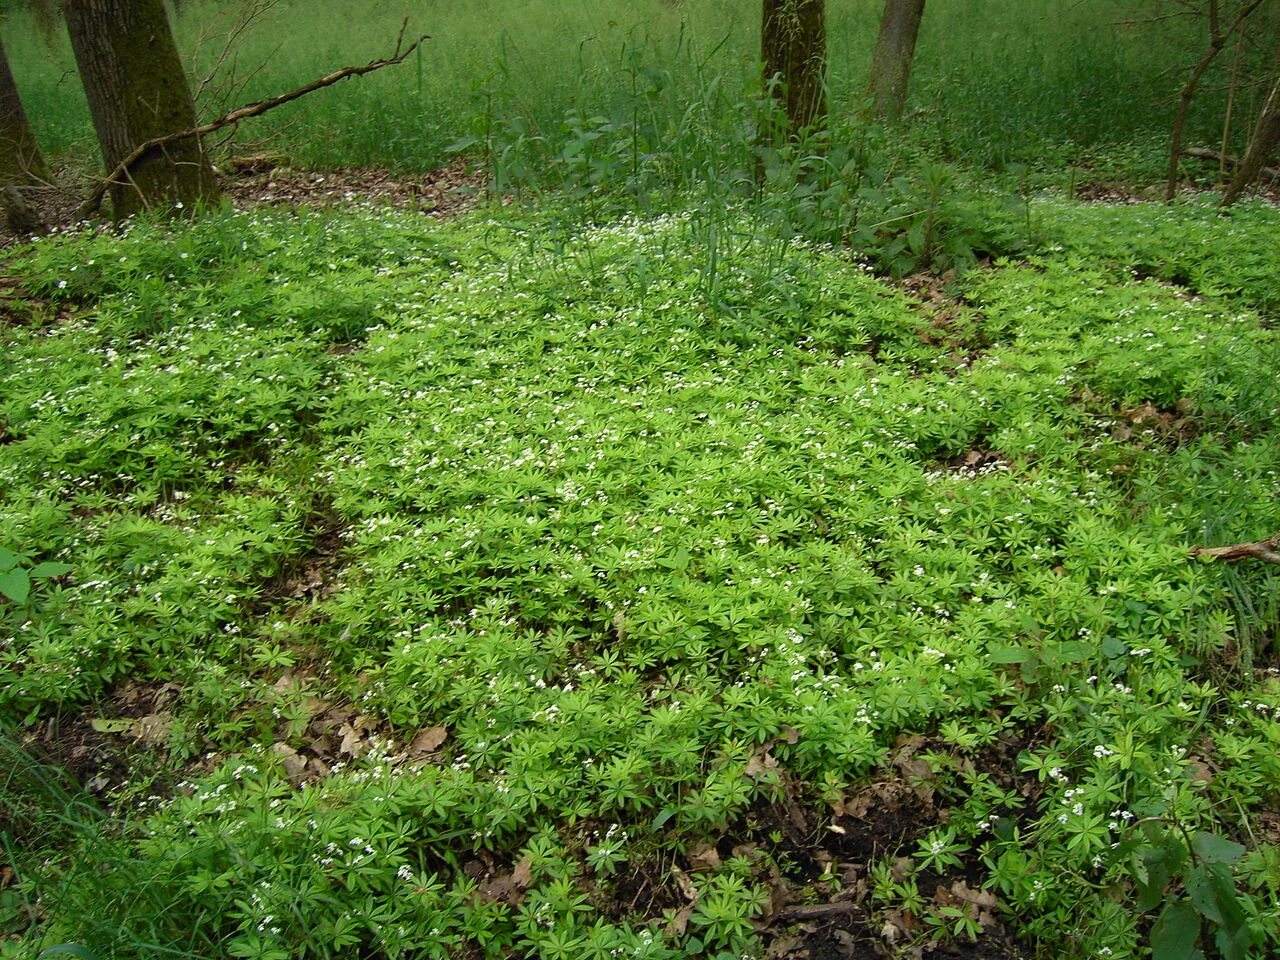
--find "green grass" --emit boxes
[2,195,1279,959]
[6,0,1275,179]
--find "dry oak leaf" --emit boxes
[408,725,448,757]
[270,742,310,785]
[688,841,722,872]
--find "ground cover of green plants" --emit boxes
[2,195,1280,960]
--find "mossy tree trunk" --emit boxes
[63,0,219,220]
[761,0,827,140]
[866,0,927,121]
[0,33,48,185]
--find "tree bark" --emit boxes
[63,0,219,220]
[0,33,49,185]
[761,0,827,140]
[866,0,927,121]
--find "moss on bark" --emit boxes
[63,0,219,220]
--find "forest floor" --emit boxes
[3,182,1280,960]
[2,158,487,248]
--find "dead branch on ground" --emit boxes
[80,19,428,218]
[1193,535,1280,565]
[1181,146,1280,180]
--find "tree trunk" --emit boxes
[0,33,49,185]
[866,0,926,121]
[1221,78,1280,205]
[761,0,827,140]
[63,0,219,220]
[1163,0,1265,201]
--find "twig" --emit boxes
[80,21,429,218]
[192,0,284,105]
[1193,535,1280,565]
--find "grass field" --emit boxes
[3,193,1280,958]
[6,0,1272,180]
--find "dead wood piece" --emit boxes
[776,901,859,921]
[1193,535,1280,565]
[80,21,429,218]
[1182,146,1280,180]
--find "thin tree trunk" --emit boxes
[1222,75,1280,205]
[63,0,219,220]
[865,0,926,121]
[1164,0,1265,201]
[761,0,827,140]
[0,34,49,185]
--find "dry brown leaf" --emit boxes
[270,742,309,785]
[273,672,298,692]
[880,919,901,945]
[839,790,872,819]
[667,905,695,938]
[949,880,998,910]
[745,749,779,779]
[688,842,722,872]
[477,873,522,905]
[131,713,172,744]
[1187,759,1214,785]
[765,934,804,959]
[338,722,366,758]
[409,725,448,756]
[671,865,700,903]
[511,855,533,890]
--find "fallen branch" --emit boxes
[776,901,859,921]
[1182,146,1280,180]
[1193,535,1280,565]
[80,19,428,218]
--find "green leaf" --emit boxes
[30,561,73,579]
[0,546,19,570]
[443,136,479,154]
[989,646,1031,664]
[1191,832,1245,865]
[1151,899,1199,960]
[1214,915,1253,960]
[0,567,30,605]
[1052,640,1092,663]
[1186,866,1223,924]
[1101,635,1127,658]
[651,807,676,830]
[660,547,691,572]
[90,718,134,734]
